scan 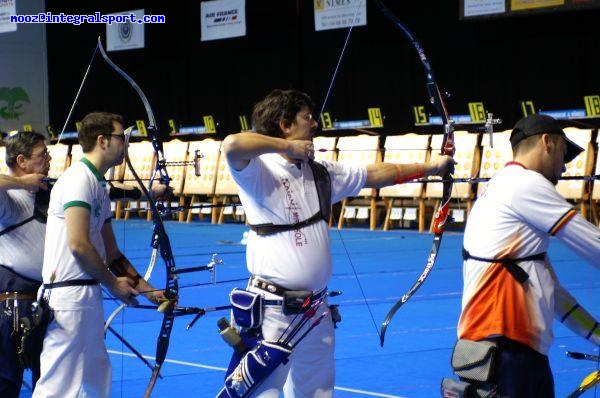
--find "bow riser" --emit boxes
[431,185,452,234]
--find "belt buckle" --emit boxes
[263,282,279,294]
[252,277,281,295]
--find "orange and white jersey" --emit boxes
[459,162,600,355]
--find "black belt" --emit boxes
[249,276,327,305]
[43,279,99,289]
[250,275,293,296]
[262,289,328,306]
[486,336,547,359]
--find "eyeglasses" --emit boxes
[30,150,50,159]
[298,113,316,122]
[106,133,126,141]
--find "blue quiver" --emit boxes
[217,340,292,398]
[224,329,262,376]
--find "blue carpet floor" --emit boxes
[19,219,600,397]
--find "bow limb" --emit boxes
[103,129,160,334]
[374,0,455,346]
[317,1,456,345]
[96,37,178,397]
[103,243,158,333]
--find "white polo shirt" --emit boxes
[230,154,366,291]
[42,158,112,310]
[0,188,45,280]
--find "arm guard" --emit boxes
[555,280,600,346]
[107,254,142,288]
[108,184,142,200]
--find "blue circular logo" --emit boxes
[119,21,132,42]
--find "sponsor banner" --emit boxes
[314,0,366,32]
[0,0,17,33]
[106,9,145,51]
[464,0,506,16]
[201,0,246,42]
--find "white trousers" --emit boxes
[249,292,335,398]
[32,307,111,398]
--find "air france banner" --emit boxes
[314,0,366,32]
[201,0,246,42]
[106,9,145,52]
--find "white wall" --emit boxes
[0,0,48,135]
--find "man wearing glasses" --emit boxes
[33,112,165,397]
[222,89,454,397]
[0,131,51,397]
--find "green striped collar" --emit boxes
[80,157,105,182]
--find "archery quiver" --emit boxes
[216,340,292,398]
[216,288,293,398]
[441,339,498,397]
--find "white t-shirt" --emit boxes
[459,162,600,354]
[230,154,366,291]
[42,158,112,310]
[0,188,45,280]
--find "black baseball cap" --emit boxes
[510,114,584,163]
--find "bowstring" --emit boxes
[56,44,99,145]
[318,1,362,118]
[318,0,381,339]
